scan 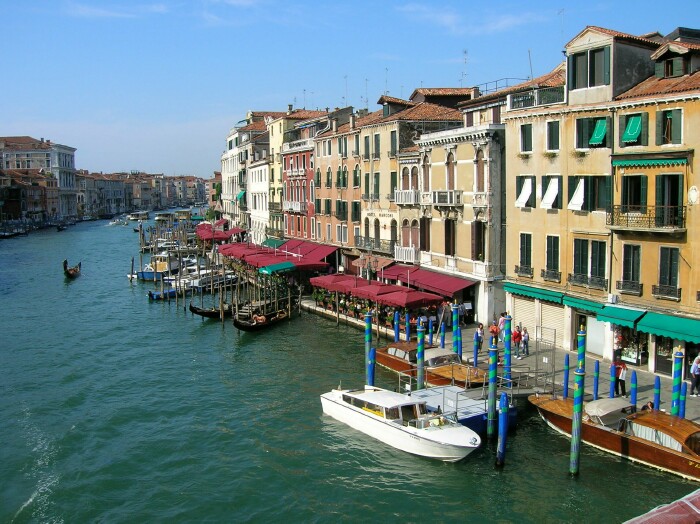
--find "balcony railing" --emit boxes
[283,201,307,213]
[269,202,282,213]
[333,211,348,221]
[427,190,463,206]
[388,149,397,158]
[394,245,419,264]
[352,149,360,157]
[652,284,681,300]
[265,227,285,238]
[541,268,561,282]
[508,86,565,110]
[282,138,314,152]
[515,265,534,278]
[394,189,421,205]
[361,193,380,202]
[356,235,396,255]
[616,280,642,296]
[372,151,380,160]
[607,205,686,231]
[569,273,608,290]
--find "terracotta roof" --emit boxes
[0,136,52,150]
[318,109,385,137]
[249,111,286,119]
[276,109,328,121]
[377,95,415,106]
[388,102,462,122]
[568,26,662,48]
[616,70,700,99]
[240,120,268,132]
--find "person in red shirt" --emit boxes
[614,356,628,397]
[512,325,523,359]
[488,320,499,346]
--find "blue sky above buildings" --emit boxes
[1,0,695,176]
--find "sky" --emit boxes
[1,1,696,178]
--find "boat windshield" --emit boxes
[685,432,700,455]
[408,413,458,429]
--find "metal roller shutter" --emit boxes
[541,302,565,348]
[585,315,605,357]
[512,296,537,336]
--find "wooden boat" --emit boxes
[529,393,700,481]
[189,301,233,319]
[63,259,81,278]
[56,224,67,231]
[233,309,291,332]
[320,385,481,462]
[375,341,488,388]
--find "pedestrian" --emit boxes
[489,320,499,346]
[521,327,530,356]
[690,356,700,397]
[474,323,484,353]
[614,355,628,397]
[641,400,654,411]
[512,325,522,358]
[497,312,506,343]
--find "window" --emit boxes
[520,124,532,152]
[659,247,679,288]
[351,201,361,222]
[569,46,610,90]
[325,168,332,188]
[353,165,360,187]
[567,176,610,212]
[656,109,682,145]
[471,221,485,261]
[324,199,331,215]
[363,136,370,160]
[621,175,647,213]
[373,173,380,199]
[373,134,381,159]
[390,171,397,199]
[541,175,562,209]
[354,135,360,156]
[390,130,397,157]
[445,219,456,257]
[519,233,532,269]
[546,121,560,151]
[622,244,641,283]
[576,117,610,148]
[546,235,559,272]
[619,113,648,147]
[515,176,535,208]
[655,57,686,79]
[572,239,606,288]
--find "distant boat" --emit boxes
[56,224,67,231]
[189,301,233,319]
[63,259,81,279]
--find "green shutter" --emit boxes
[621,114,642,143]
[390,171,397,193]
[671,109,682,144]
[640,175,648,210]
[568,55,575,89]
[373,173,379,196]
[672,57,684,77]
[655,175,664,207]
[602,177,611,211]
[655,111,664,145]
[655,61,664,78]
[568,175,578,202]
[364,173,369,196]
[641,112,649,146]
[660,248,669,285]
[670,249,679,287]
[618,115,626,148]
[589,118,607,146]
[603,46,611,85]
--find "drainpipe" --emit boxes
[607,106,616,296]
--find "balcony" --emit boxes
[394,245,419,264]
[515,265,534,278]
[652,284,681,300]
[283,201,308,213]
[616,280,642,296]
[361,193,380,202]
[607,205,686,232]
[508,86,565,110]
[372,151,381,160]
[352,149,360,157]
[356,235,396,255]
[568,273,608,290]
[269,202,282,213]
[428,190,463,206]
[282,138,314,153]
[394,189,421,205]
[541,268,561,282]
[387,149,397,158]
[333,211,348,221]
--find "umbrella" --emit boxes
[377,289,443,308]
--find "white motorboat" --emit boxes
[320,385,481,462]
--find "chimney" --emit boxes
[349,114,356,129]
[332,119,338,132]
[287,103,293,114]
[41,137,44,142]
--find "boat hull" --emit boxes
[530,394,700,481]
[320,390,478,462]
[189,302,233,319]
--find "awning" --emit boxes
[621,115,642,143]
[612,158,688,168]
[589,118,607,146]
[378,290,443,308]
[563,296,605,314]
[309,274,355,290]
[504,282,563,304]
[236,190,246,201]
[262,238,286,248]
[351,283,405,301]
[567,178,584,211]
[597,306,646,329]
[636,312,700,343]
[259,261,296,275]
[540,177,559,210]
[515,178,532,208]
[381,264,418,281]
[303,244,338,262]
[409,269,476,297]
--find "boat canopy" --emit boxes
[584,398,634,426]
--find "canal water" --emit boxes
[0,221,695,522]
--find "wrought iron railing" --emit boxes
[541,268,561,282]
[652,284,681,299]
[268,202,282,212]
[569,273,608,290]
[356,235,397,254]
[509,86,565,110]
[607,205,686,229]
[616,280,642,295]
[515,265,533,278]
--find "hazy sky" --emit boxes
[1,1,694,178]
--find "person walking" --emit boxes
[690,356,700,397]
[497,312,506,343]
[614,355,628,397]
[474,323,484,354]
[489,320,499,346]
[512,325,523,359]
[521,327,530,357]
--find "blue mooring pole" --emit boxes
[487,340,498,439]
[570,367,586,476]
[593,360,600,400]
[416,325,425,390]
[451,304,459,354]
[367,347,376,386]
[654,376,661,410]
[473,330,479,368]
[393,310,400,342]
[405,312,410,341]
[440,320,445,349]
[496,392,508,467]
[680,382,688,419]
[563,354,570,399]
[364,312,372,385]
[630,371,638,408]
[456,326,462,362]
[428,317,434,346]
[609,363,616,399]
[577,328,586,372]
[672,351,683,416]
[504,315,512,387]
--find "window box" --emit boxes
[543,151,558,159]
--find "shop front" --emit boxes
[635,312,700,376]
[597,305,648,366]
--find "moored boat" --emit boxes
[189,301,233,319]
[529,393,700,481]
[63,259,81,278]
[232,308,291,332]
[320,385,481,462]
[135,253,180,281]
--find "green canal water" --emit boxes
[0,221,695,522]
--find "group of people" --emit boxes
[472,312,529,359]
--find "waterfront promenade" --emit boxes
[302,299,699,422]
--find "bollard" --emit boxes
[654,376,661,410]
[416,325,425,391]
[428,317,434,346]
[364,312,372,385]
[610,363,616,399]
[593,360,600,400]
[452,304,459,354]
[563,354,570,399]
[671,351,683,416]
[577,328,586,372]
[473,330,479,368]
[440,321,445,349]
[680,382,688,419]
[393,310,400,343]
[487,340,498,439]
[496,392,508,467]
[570,367,586,476]
[367,347,376,387]
[630,371,638,408]
[504,315,512,387]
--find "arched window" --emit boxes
[390,219,398,245]
[326,167,332,188]
[364,217,370,239]
[422,155,430,190]
[401,167,410,190]
[411,219,420,249]
[446,152,455,190]
[401,219,410,247]
[411,166,419,190]
[475,149,485,192]
[374,219,380,247]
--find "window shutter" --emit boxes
[471,222,478,259]
[671,109,682,144]
[619,115,626,148]
[622,246,631,281]
[336,167,341,186]
[390,171,397,193]
[603,46,611,85]
[672,57,684,77]
[654,61,664,78]
[567,55,575,89]
[602,177,611,211]
[659,248,669,286]
[655,175,664,207]
[640,112,649,146]
[568,176,578,202]
[364,173,369,196]
[640,175,648,211]
[605,117,612,148]
[678,174,685,209]
[670,249,679,287]
[655,111,664,145]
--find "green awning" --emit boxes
[259,261,296,275]
[589,118,607,146]
[261,238,286,248]
[621,115,642,143]
[503,282,563,304]
[191,215,204,221]
[636,312,700,343]
[612,158,688,168]
[236,190,246,201]
[563,296,605,314]
[597,306,646,329]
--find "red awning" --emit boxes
[214,218,228,227]
[409,269,476,296]
[292,260,329,271]
[381,264,419,281]
[229,227,246,235]
[377,289,443,308]
[351,283,405,301]
[244,254,284,268]
[310,274,355,290]
[330,278,371,294]
[303,244,338,262]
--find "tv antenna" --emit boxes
[460,49,468,87]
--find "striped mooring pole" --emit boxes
[671,351,684,416]
[487,340,498,439]
[452,304,459,354]
[367,347,376,387]
[428,317,434,346]
[496,392,509,467]
[569,367,586,476]
[609,363,616,399]
[654,376,661,410]
[577,328,586,372]
[630,370,638,408]
[364,312,372,385]
[416,325,425,391]
[393,310,400,343]
[593,360,600,400]
[563,353,570,399]
[440,320,445,349]
[680,382,688,419]
[504,315,512,386]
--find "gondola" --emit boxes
[189,301,233,319]
[233,309,290,332]
[63,259,81,278]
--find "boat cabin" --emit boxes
[385,345,462,367]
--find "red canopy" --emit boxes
[330,278,371,294]
[376,289,443,308]
[351,283,405,301]
[309,274,355,290]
